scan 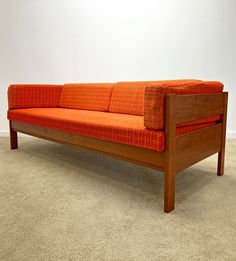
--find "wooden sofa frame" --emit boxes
[9,92,228,213]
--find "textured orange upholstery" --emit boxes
[109,81,155,115]
[8,84,63,109]
[144,81,224,130]
[109,80,201,116]
[58,83,114,111]
[8,108,216,152]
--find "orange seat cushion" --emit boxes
[144,81,224,130]
[58,83,114,111]
[109,80,201,116]
[8,84,63,109]
[8,108,216,152]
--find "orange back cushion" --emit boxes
[58,83,114,111]
[109,81,159,115]
[8,84,63,109]
[109,80,201,115]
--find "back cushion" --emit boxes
[8,84,63,109]
[109,81,159,115]
[59,83,114,111]
[109,80,201,115]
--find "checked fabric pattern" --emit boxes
[8,84,63,109]
[108,80,202,116]
[59,83,114,111]
[144,81,224,130]
[8,108,216,152]
[7,80,224,151]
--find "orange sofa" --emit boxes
[7,80,228,213]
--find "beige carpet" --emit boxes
[0,137,236,261]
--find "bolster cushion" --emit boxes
[8,84,63,109]
[58,83,114,111]
[144,81,224,130]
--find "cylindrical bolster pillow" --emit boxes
[144,81,224,130]
[8,84,63,109]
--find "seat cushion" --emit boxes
[58,83,114,111]
[8,108,216,152]
[109,80,202,116]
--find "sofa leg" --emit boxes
[217,151,225,176]
[164,94,176,213]
[217,92,227,176]
[9,122,18,150]
[164,169,175,213]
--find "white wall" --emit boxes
[0,0,235,136]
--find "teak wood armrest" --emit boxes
[9,92,228,213]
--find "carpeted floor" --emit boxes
[0,137,236,261]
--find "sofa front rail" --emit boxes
[9,92,228,213]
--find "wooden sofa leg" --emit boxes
[217,152,225,176]
[217,92,228,176]
[164,168,175,213]
[164,94,176,213]
[9,122,18,150]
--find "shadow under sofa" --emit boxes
[7,80,228,213]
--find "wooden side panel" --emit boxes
[176,93,224,124]
[176,123,222,172]
[11,121,165,170]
